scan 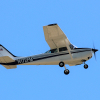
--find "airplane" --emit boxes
[0,23,98,75]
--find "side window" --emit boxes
[54,49,58,53]
[51,49,58,53]
[59,47,67,52]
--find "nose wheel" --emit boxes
[59,61,70,75]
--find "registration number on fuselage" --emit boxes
[16,57,34,64]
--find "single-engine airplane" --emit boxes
[0,24,98,75]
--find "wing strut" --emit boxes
[64,40,73,59]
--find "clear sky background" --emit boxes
[0,0,100,100]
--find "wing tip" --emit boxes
[48,23,57,26]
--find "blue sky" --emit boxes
[0,0,100,100]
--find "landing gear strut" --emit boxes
[59,61,70,75]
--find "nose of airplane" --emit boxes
[92,49,98,53]
[92,49,98,60]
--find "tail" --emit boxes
[0,44,17,69]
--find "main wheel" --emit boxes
[84,64,88,69]
[59,61,64,67]
[64,69,70,75]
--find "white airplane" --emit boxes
[0,24,98,75]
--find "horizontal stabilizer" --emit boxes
[0,56,17,69]
[2,65,17,69]
[0,56,15,63]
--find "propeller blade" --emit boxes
[94,52,96,60]
[93,42,95,49]
[92,48,98,60]
[92,42,98,60]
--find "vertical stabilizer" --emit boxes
[0,44,17,69]
[0,44,16,58]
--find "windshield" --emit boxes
[45,48,58,53]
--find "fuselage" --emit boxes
[11,48,93,66]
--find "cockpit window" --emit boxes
[45,48,58,53]
[59,47,67,52]
[45,44,76,53]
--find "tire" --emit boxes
[59,61,64,67]
[84,64,88,69]
[64,69,70,75]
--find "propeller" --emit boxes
[92,43,98,60]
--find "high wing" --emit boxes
[43,24,71,49]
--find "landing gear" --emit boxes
[59,61,70,75]
[84,64,88,69]
[83,61,88,69]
